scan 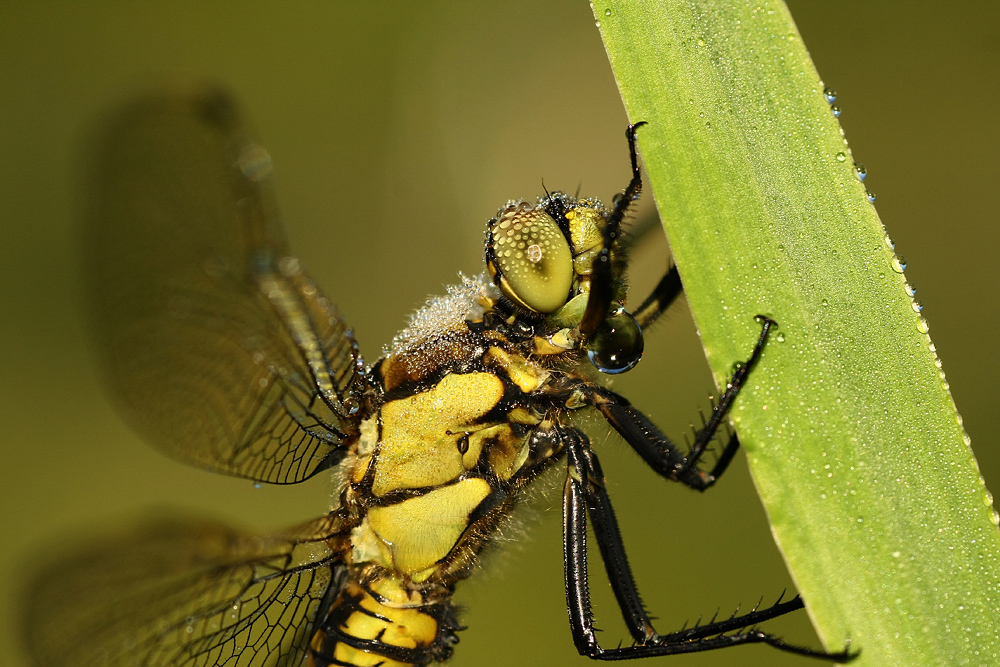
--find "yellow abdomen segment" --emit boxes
[310,576,445,667]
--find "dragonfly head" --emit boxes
[484,192,643,375]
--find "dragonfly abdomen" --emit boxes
[309,572,459,667]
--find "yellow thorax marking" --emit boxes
[483,346,548,393]
[373,373,504,496]
[367,478,492,575]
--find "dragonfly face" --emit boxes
[20,86,854,666]
[484,195,644,375]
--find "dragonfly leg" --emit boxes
[561,430,856,661]
[631,264,683,330]
[584,316,777,490]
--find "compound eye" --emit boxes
[489,207,573,313]
[585,308,644,374]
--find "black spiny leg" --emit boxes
[631,264,682,330]
[586,315,776,490]
[580,122,647,337]
[562,429,856,661]
[561,426,657,647]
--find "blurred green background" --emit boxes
[1,2,997,665]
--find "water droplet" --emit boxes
[835,151,847,162]
[343,397,361,415]
[911,300,923,313]
[866,190,876,203]
[278,256,302,277]
[917,317,930,334]
[594,19,601,28]
[585,309,643,374]
[775,332,786,343]
[831,105,842,117]
[823,87,837,104]
[237,143,273,182]
[884,234,895,250]
[891,254,907,273]
[821,298,829,306]
[904,282,916,297]
[604,7,611,16]
[854,162,867,182]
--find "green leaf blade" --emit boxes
[595,1,1000,664]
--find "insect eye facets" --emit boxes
[488,206,573,313]
[585,308,644,374]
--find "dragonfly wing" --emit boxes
[85,87,363,484]
[22,514,346,667]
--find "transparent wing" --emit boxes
[22,515,347,667]
[85,87,364,484]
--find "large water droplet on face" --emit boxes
[585,308,644,374]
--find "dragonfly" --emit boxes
[21,86,854,666]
